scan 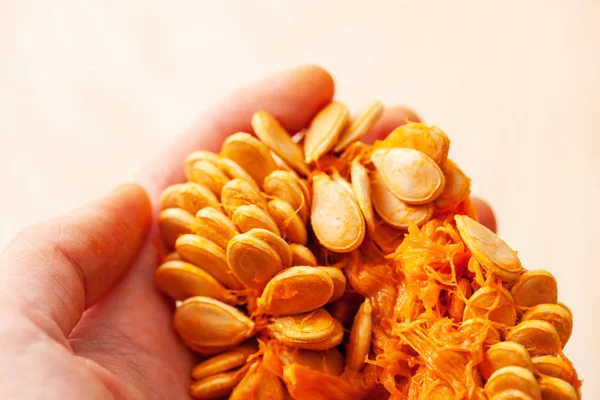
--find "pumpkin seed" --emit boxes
[269,308,344,350]
[251,111,309,176]
[370,170,433,228]
[191,342,258,380]
[245,228,293,269]
[229,362,285,400]
[158,208,194,248]
[232,204,280,235]
[316,267,346,303]
[463,286,517,326]
[521,304,573,347]
[489,390,535,400]
[191,206,239,250]
[175,234,243,290]
[371,147,445,205]
[370,214,407,254]
[160,182,222,214]
[289,244,318,267]
[558,302,573,319]
[184,150,221,181]
[484,366,541,400]
[455,215,523,282]
[258,267,334,315]
[506,320,562,357]
[349,158,376,234]
[333,100,383,152]
[264,170,309,223]
[228,361,261,400]
[538,376,577,400]
[311,173,365,252]
[295,177,312,208]
[221,178,269,217]
[304,102,349,163]
[189,159,230,196]
[510,270,558,307]
[227,233,283,290]
[267,198,308,245]
[189,365,248,399]
[434,159,471,211]
[479,341,533,380]
[345,298,372,372]
[216,156,260,190]
[156,260,237,304]
[174,296,255,353]
[270,150,295,172]
[531,356,573,381]
[221,132,277,186]
[376,122,450,166]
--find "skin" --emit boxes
[0,66,496,399]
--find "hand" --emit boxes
[0,66,496,399]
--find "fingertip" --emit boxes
[290,64,335,94]
[110,182,149,202]
[104,183,153,241]
[472,197,497,233]
[109,182,152,217]
[388,105,421,124]
[362,105,421,143]
[263,64,335,132]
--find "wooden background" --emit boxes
[1,1,598,396]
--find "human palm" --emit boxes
[0,66,495,399]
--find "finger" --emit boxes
[362,105,421,144]
[0,183,151,340]
[472,197,497,233]
[67,67,336,397]
[137,65,335,202]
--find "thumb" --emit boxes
[0,183,151,340]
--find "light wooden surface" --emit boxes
[1,1,598,396]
